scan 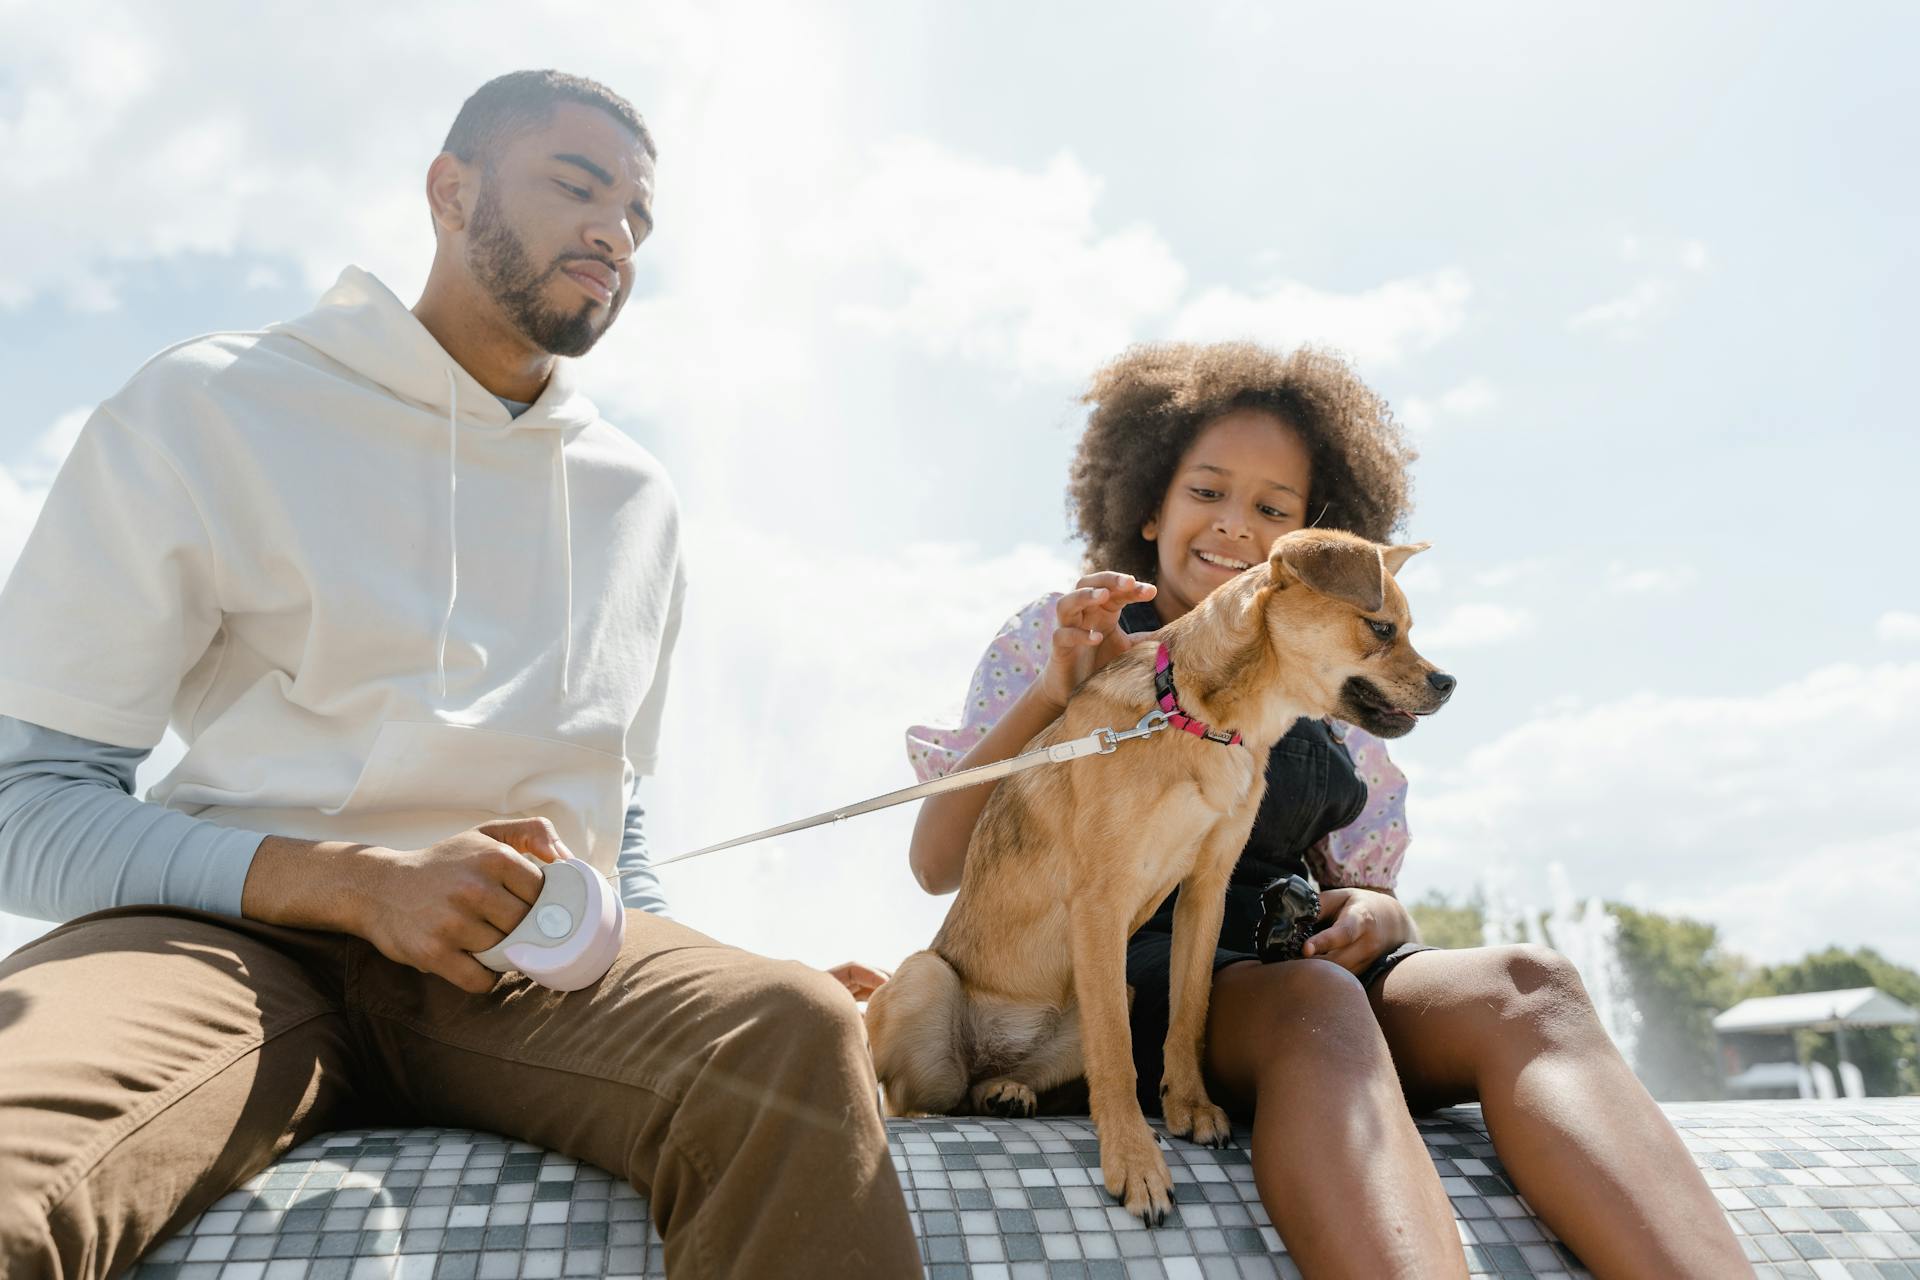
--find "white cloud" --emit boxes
[1171,268,1471,369]
[1471,558,1550,589]
[825,141,1474,383]
[1399,660,1920,967]
[1567,277,1672,339]
[1876,610,1920,643]
[1401,375,1499,432]
[1607,561,1697,596]
[832,141,1188,382]
[1417,602,1537,649]
[1680,239,1710,272]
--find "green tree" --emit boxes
[1408,891,1485,951]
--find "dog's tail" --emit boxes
[865,949,969,1117]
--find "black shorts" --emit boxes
[1123,926,1434,1115]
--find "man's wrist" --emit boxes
[243,835,394,936]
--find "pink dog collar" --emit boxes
[1153,643,1244,748]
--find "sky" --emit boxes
[1,0,1916,979]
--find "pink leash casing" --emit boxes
[471,857,626,992]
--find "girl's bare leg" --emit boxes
[1205,958,1467,1279]
[1368,945,1753,1279]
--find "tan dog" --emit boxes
[866,528,1452,1222]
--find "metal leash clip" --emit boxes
[1093,709,1171,754]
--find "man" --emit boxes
[0,71,921,1279]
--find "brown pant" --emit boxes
[0,906,921,1280]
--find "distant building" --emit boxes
[1714,987,1919,1098]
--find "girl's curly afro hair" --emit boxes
[1067,341,1417,582]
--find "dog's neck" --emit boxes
[1158,571,1315,748]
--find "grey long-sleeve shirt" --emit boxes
[0,715,670,924]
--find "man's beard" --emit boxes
[467,182,617,358]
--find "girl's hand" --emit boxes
[1036,573,1158,710]
[826,961,891,1002]
[1301,888,1414,974]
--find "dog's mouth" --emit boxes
[1337,676,1436,739]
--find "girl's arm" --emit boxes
[908,679,1069,894]
[906,573,1156,895]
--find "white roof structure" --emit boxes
[1713,987,1920,1035]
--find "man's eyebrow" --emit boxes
[553,153,614,185]
[1187,463,1304,499]
[553,152,654,230]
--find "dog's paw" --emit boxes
[1099,1119,1175,1226]
[969,1078,1037,1119]
[1161,1089,1232,1149]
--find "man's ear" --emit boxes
[425,151,474,234]
[1381,542,1430,576]
[1270,532,1385,613]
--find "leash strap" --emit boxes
[654,709,1172,868]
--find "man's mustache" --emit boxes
[548,252,623,300]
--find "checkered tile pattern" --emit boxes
[126,1101,1920,1279]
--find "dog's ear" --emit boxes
[1270,532,1386,613]
[1381,542,1430,577]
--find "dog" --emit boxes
[865,528,1453,1223]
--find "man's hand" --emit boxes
[1035,573,1158,710]
[826,961,890,1002]
[354,817,573,995]
[1300,887,1416,974]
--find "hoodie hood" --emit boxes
[271,265,600,433]
[270,266,596,702]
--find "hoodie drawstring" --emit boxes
[433,368,575,704]
[436,369,459,702]
[555,432,574,699]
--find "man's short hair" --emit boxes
[443,70,655,169]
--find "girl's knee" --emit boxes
[1228,959,1386,1064]
[1478,944,1605,1046]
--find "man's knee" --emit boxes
[735,959,867,1060]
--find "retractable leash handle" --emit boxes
[472,857,627,992]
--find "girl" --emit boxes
[903,342,1749,1278]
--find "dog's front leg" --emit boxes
[1160,834,1241,1148]
[1070,898,1174,1225]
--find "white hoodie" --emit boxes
[0,267,683,873]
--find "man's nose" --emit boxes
[1426,671,1457,700]
[585,213,637,261]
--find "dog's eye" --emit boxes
[1367,620,1396,641]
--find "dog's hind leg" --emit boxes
[865,949,970,1117]
[967,1007,1085,1119]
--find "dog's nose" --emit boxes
[1427,671,1457,700]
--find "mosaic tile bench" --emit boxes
[126,1100,1920,1279]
